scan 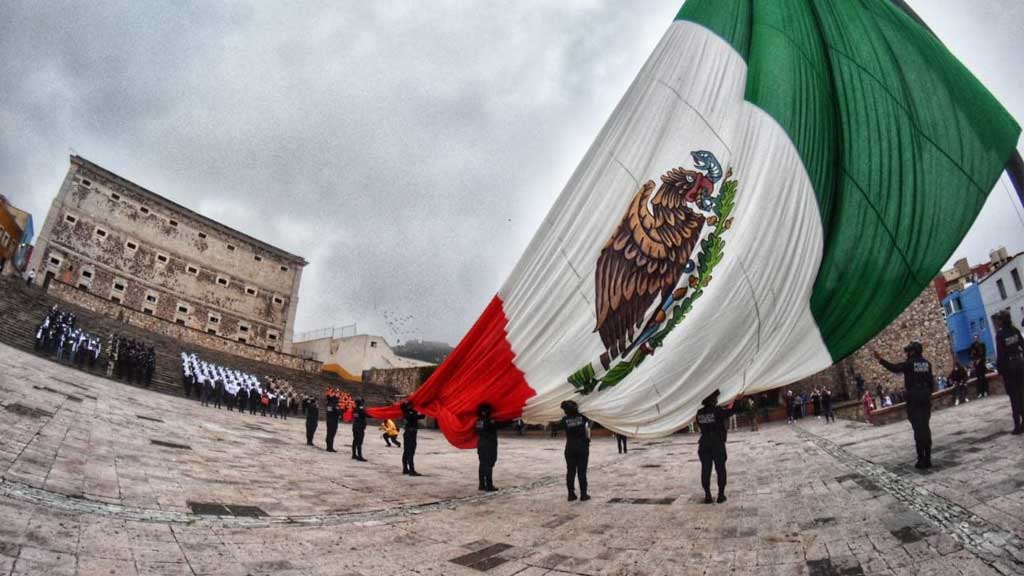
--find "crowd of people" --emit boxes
[34,306,156,385]
[782,388,835,424]
[34,306,102,368]
[180,352,319,418]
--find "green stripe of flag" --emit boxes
[678,0,1020,361]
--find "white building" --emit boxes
[979,251,1024,357]
[291,334,432,381]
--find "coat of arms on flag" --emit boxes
[569,151,738,395]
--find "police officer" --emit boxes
[970,337,989,398]
[994,312,1024,434]
[695,390,738,504]
[325,394,340,452]
[401,401,423,476]
[874,342,935,468]
[475,403,499,492]
[559,400,590,502]
[351,399,368,461]
[303,396,319,446]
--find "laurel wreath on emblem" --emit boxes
[568,151,738,395]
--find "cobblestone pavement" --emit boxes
[1,343,1022,575]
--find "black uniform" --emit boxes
[303,398,319,446]
[325,397,340,452]
[402,408,423,475]
[879,354,935,467]
[995,324,1024,433]
[476,416,498,491]
[351,405,367,461]
[970,340,989,397]
[696,403,733,502]
[822,390,834,423]
[561,414,590,500]
[616,433,628,454]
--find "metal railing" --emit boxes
[292,323,358,343]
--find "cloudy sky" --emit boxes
[2,0,1022,346]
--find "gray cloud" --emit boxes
[2,1,1022,345]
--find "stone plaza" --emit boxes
[0,343,1022,576]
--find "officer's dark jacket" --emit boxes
[352,407,368,431]
[404,411,424,431]
[696,405,733,446]
[303,399,318,421]
[879,357,935,399]
[995,326,1024,366]
[476,417,499,451]
[558,415,590,449]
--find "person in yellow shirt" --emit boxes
[380,418,401,447]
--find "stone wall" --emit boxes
[50,280,321,373]
[363,366,437,397]
[789,284,954,399]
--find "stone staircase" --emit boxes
[0,276,399,405]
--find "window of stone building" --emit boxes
[81,179,92,188]
[139,206,150,215]
[267,331,279,341]
[145,291,158,304]
[169,219,178,227]
[266,345,276,351]
[370,341,378,348]
[1012,269,1022,292]
[156,253,169,265]
[997,279,1007,300]
[216,276,230,287]
[81,269,94,280]
[94,226,108,239]
[245,286,257,296]
[239,323,250,333]
[227,244,236,252]
[254,254,263,262]
[237,337,248,344]
[112,279,127,293]
[64,214,78,225]
[198,232,207,239]
[110,192,120,201]
[48,255,63,268]
[143,306,155,315]
[273,296,284,305]
[208,313,220,325]
[110,295,122,304]
[177,303,190,315]
[186,264,199,275]
[280,265,289,272]
[125,240,138,252]
[207,328,218,336]
[78,283,90,292]
[176,319,186,326]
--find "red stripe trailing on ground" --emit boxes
[366,295,534,449]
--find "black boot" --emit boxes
[914,449,925,469]
[923,449,932,469]
[716,492,727,504]
[704,491,713,504]
[568,492,577,502]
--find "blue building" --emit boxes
[942,284,994,365]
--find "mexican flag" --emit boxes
[369,0,1020,447]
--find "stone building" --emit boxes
[29,156,307,353]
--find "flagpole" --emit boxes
[889,0,1024,211]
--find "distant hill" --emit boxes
[394,340,453,364]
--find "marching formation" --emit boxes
[33,306,155,385]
